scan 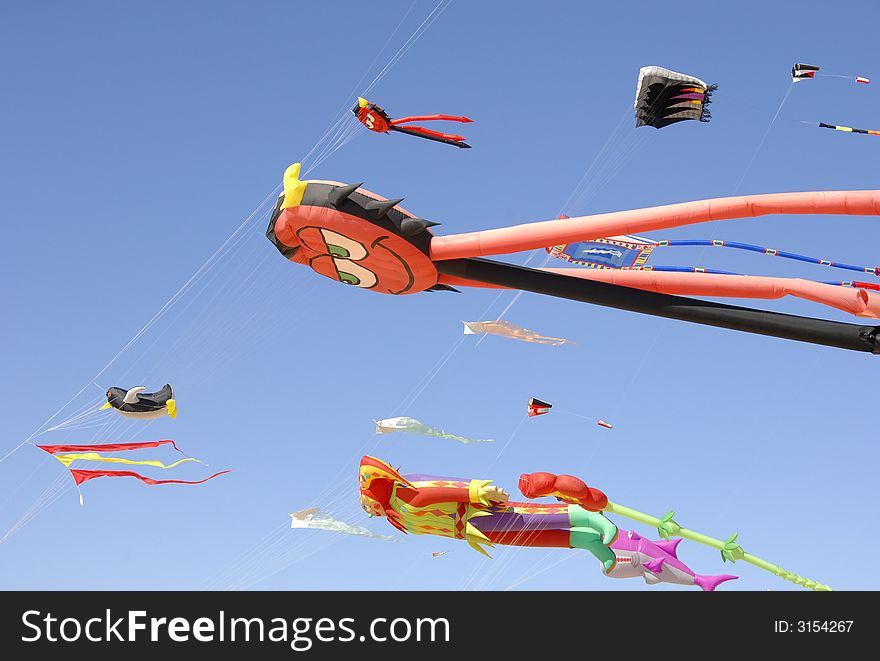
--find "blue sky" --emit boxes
[1,0,878,591]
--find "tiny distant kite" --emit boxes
[819,122,880,136]
[792,62,869,84]
[374,417,493,445]
[634,66,716,129]
[290,508,396,541]
[431,551,448,557]
[462,320,573,346]
[597,419,613,430]
[353,97,472,148]
[37,440,227,504]
[527,398,552,417]
[791,62,820,81]
[100,384,177,420]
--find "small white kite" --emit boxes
[290,508,396,541]
[374,417,493,445]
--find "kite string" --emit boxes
[0,193,282,537]
[474,110,648,340]
[462,108,682,590]
[302,0,451,174]
[300,0,449,176]
[5,184,283,462]
[503,551,578,591]
[733,82,793,194]
[0,442,32,466]
[681,81,793,275]
[199,2,463,589]
[488,416,526,466]
[361,0,452,95]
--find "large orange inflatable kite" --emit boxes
[267,163,880,353]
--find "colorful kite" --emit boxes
[608,529,735,590]
[634,66,716,129]
[462,320,573,346]
[528,398,610,428]
[290,507,396,541]
[545,229,880,309]
[352,97,472,148]
[547,231,657,269]
[374,417,493,445]
[358,457,744,591]
[547,232,880,278]
[265,162,880,352]
[792,63,869,84]
[518,470,830,590]
[37,440,227,504]
[791,62,820,81]
[100,384,177,420]
[527,398,552,417]
[819,122,880,136]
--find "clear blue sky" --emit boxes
[2,0,878,591]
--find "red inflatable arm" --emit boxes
[518,472,608,511]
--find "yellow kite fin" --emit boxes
[281,163,308,210]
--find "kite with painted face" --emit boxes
[265,162,880,353]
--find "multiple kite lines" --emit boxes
[5,4,879,593]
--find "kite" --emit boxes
[527,398,610,428]
[100,384,177,420]
[290,507,396,541]
[358,456,741,591]
[518,470,830,590]
[791,63,869,84]
[608,529,735,591]
[791,62,820,81]
[547,231,657,269]
[527,398,551,417]
[37,440,227,504]
[819,122,880,136]
[374,417,493,445]
[545,230,880,304]
[634,66,716,129]
[431,551,449,557]
[352,97,472,148]
[463,320,573,346]
[547,231,880,278]
[265,162,880,353]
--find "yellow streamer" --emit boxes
[52,452,202,470]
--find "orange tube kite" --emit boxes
[439,269,880,319]
[429,191,880,261]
